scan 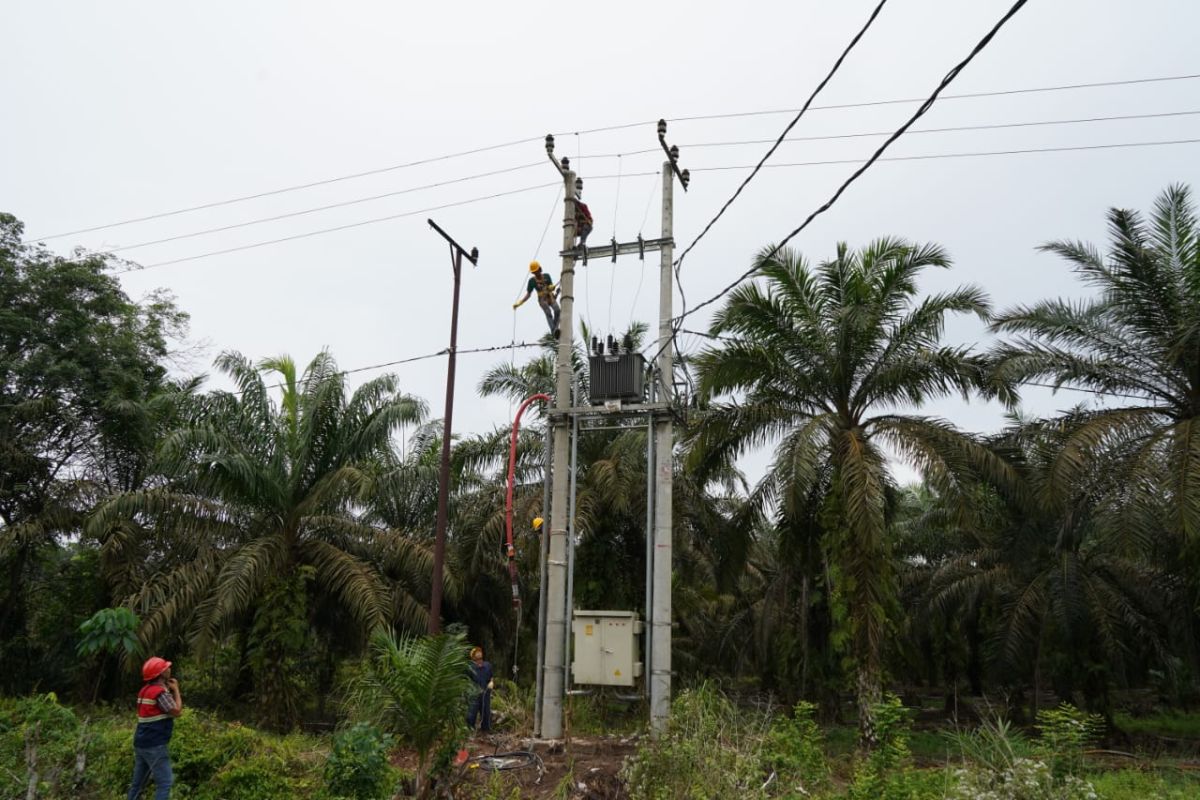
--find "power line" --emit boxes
[110,136,1200,273]
[689,137,1200,172]
[100,161,545,254]
[25,71,1200,244]
[674,108,1200,153]
[26,135,546,242]
[559,73,1200,137]
[565,108,1200,161]
[118,182,560,272]
[665,73,1200,125]
[675,0,1033,330]
[85,115,1200,260]
[249,341,545,395]
[675,0,891,268]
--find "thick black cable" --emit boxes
[674,0,891,269]
[677,0,1033,329]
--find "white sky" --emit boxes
[4,0,1198,485]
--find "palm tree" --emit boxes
[89,351,430,725]
[688,239,1009,744]
[349,630,470,799]
[990,184,1200,543]
[926,414,1173,720]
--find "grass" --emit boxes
[1114,710,1200,740]
[1088,768,1200,799]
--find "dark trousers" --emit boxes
[467,689,492,732]
[128,744,173,800]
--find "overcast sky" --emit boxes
[4,0,1199,484]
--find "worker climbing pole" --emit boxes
[513,261,561,336]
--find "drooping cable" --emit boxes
[673,0,891,269]
[677,0,1034,330]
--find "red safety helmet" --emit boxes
[142,656,172,682]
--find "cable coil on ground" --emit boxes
[469,750,544,772]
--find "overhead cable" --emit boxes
[675,0,891,267]
[26,70,1200,243]
[675,0,1034,328]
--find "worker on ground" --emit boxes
[466,646,494,734]
[127,656,183,800]
[513,261,560,336]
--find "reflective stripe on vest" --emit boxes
[136,684,169,723]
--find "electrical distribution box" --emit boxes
[571,610,643,687]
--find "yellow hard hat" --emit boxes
[529,261,541,273]
[532,516,544,530]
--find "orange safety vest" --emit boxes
[136,683,170,724]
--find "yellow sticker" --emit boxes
[585,624,593,636]
[614,669,622,677]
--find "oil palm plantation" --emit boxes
[990,184,1200,543]
[89,351,430,725]
[688,239,1010,743]
[926,414,1173,720]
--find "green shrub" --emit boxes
[945,710,1103,800]
[0,694,87,799]
[622,682,771,799]
[1034,704,1102,778]
[948,758,1097,800]
[1113,710,1200,740]
[847,695,919,800]
[325,723,395,800]
[489,678,534,734]
[1088,769,1200,800]
[346,631,470,799]
[947,714,1034,775]
[761,701,828,793]
[0,696,332,799]
[76,608,140,660]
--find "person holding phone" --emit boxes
[128,656,183,800]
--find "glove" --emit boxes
[487,680,494,690]
[512,301,522,309]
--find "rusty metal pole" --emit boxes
[427,220,478,634]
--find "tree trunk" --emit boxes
[967,610,984,696]
[799,575,810,699]
[856,661,883,748]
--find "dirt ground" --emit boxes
[391,732,637,799]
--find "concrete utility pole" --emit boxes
[426,219,479,634]
[539,135,577,738]
[651,121,688,733]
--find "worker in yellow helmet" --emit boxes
[512,261,560,336]
[532,517,544,531]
